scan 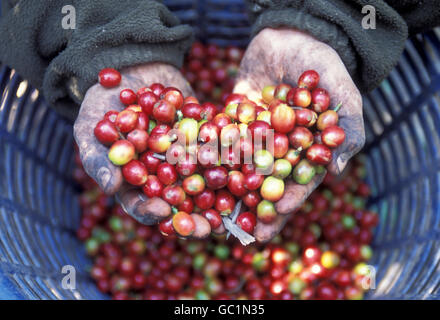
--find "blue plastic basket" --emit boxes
[0,0,439,299]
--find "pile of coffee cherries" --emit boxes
[181,42,243,104]
[93,65,346,241]
[74,147,378,300]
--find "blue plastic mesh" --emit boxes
[0,65,107,299]
[362,31,440,299]
[0,0,439,299]
[165,0,251,47]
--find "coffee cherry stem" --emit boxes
[226,200,242,240]
[118,132,126,140]
[168,133,179,143]
[200,111,208,121]
[333,102,342,112]
[295,147,303,156]
[176,110,184,122]
[223,216,255,245]
[171,206,178,214]
[153,153,166,161]
[316,165,326,174]
[223,201,256,245]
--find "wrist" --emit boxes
[120,62,181,84]
[246,27,353,85]
[252,6,357,78]
[120,62,193,97]
[255,28,340,59]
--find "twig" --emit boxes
[223,217,256,246]
[223,200,256,246]
[226,200,241,240]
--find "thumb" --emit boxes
[74,123,123,195]
[326,113,365,176]
[116,184,171,225]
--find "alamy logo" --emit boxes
[361,265,376,290]
[62,5,76,30]
[61,265,76,290]
[362,5,376,30]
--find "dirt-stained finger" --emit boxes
[190,214,212,239]
[212,223,226,235]
[75,64,193,195]
[121,63,195,97]
[327,113,365,175]
[275,172,326,215]
[74,79,135,194]
[74,114,123,195]
[254,172,326,243]
[254,214,291,243]
[116,184,171,225]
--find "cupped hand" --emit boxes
[234,28,365,243]
[74,63,210,238]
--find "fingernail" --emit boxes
[138,193,148,202]
[97,167,111,191]
[336,154,348,174]
[117,197,130,215]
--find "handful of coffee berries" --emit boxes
[93,68,345,243]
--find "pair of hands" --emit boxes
[74,28,365,243]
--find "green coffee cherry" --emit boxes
[293,159,316,185]
[273,159,292,179]
[289,278,306,295]
[109,216,123,232]
[271,234,282,244]
[353,196,366,210]
[342,214,356,230]
[85,238,99,256]
[254,149,274,173]
[322,189,333,201]
[147,120,156,134]
[289,260,303,274]
[195,290,210,300]
[309,223,321,238]
[92,227,111,244]
[214,244,230,260]
[252,252,269,272]
[360,245,373,261]
[193,253,207,270]
[285,242,300,257]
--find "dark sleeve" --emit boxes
[0,0,193,120]
[246,0,440,93]
[1,0,16,14]
[387,0,440,35]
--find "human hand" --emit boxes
[234,28,365,242]
[74,63,211,238]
